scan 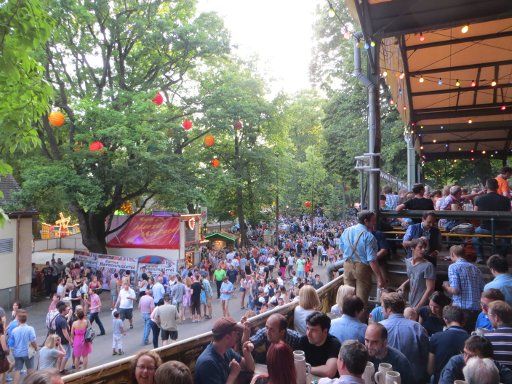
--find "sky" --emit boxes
[196,0,321,95]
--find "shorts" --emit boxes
[161,329,178,341]
[191,299,201,315]
[14,356,33,371]
[119,308,133,320]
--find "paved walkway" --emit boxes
[25,263,330,371]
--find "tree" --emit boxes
[18,0,230,253]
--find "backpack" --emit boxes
[45,310,59,333]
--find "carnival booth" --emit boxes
[106,212,203,269]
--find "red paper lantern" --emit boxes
[182,119,193,130]
[203,134,215,147]
[48,111,65,127]
[229,210,236,217]
[304,201,312,208]
[89,141,104,152]
[234,120,243,130]
[211,158,220,168]
[152,92,163,106]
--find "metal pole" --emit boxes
[367,42,381,213]
[405,133,416,190]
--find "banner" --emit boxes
[107,215,180,249]
[73,250,97,270]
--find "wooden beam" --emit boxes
[399,36,415,122]
[411,83,511,97]
[418,122,512,134]
[423,137,508,145]
[408,60,512,76]
[473,67,482,106]
[406,30,512,51]
[415,102,512,120]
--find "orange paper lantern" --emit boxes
[182,119,193,130]
[304,201,312,208]
[89,141,104,152]
[234,120,243,130]
[203,134,215,147]
[152,92,163,105]
[48,111,65,127]
[211,158,220,168]
[229,210,236,217]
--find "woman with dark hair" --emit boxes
[251,341,296,384]
[419,291,452,336]
[70,308,92,370]
[154,360,192,384]
[130,350,162,384]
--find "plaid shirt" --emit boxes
[448,258,484,310]
[249,327,301,350]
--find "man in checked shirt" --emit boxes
[443,245,485,333]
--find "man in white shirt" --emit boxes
[152,276,165,306]
[115,282,136,329]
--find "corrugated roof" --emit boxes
[0,174,20,207]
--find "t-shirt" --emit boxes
[118,288,136,309]
[403,198,435,223]
[153,303,178,331]
[475,192,511,230]
[39,347,60,369]
[496,176,511,198]
[55,314,69,345]
[419,307,445,336]
[214,269,226,282]
[112,318,123,336]
[195,343,241,384]
[298,334,341,369]
[191,282,202,301]
[406,258,435,308]
[11,324,36,358]
[226,269,238,283]
[429,326,469,384]
[294,306,315,336]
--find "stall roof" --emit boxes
[204,233,236,242]
[346,0,512,160]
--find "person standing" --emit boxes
[214,265,226,299]
[396,183,435,223]
[111,311,125,355]
[340,211,385,307]
[171,276,186,322]
[220,276,234,318]
[495,166,512,198]
[443,245,484,332]
[115,282,136,329]
[70,308,92,371]
[152,276,165,307]
[87,288,105,336]
[138,288,155,345]
[402,211,442,266]
[152,294,179,346]
[54,302,72,375]
[485,255,512,305]
[190,275,203,323]
[11,310,37,384]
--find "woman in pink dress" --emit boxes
[71,308,92,370]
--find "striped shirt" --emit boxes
[448,258,484,310]
[485,326,512,368]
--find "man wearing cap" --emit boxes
[195,317,255,384]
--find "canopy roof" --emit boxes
[204,233,236,242]
[346,0,512,160]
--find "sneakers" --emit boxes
[130,324,133,329]
[112,351,118,355]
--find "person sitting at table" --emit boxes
[250,341,296,384]
[330,296,367,343]
[402,211,442,267]
[476,288,505,331]
[297,311,341,379]
[195,317,255,384]
[332,340,369,384]
[242,313,301,363]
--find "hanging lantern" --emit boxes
[304,201,312,208]
[182,119,193,130]
[229,210,236,217]
[204,134,215,147]
[120,201,133,215]
[211,158,220,168]
[152,92,163,106]
[48,111,65,127]
[89,141,104,152]
[234,120,243,130]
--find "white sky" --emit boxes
[196,0,321,95]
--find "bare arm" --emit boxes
[311,357,338,379]
[415,279,435,311]
[427,352,435,376]
[369,260,384,288]
[396,204,405,212]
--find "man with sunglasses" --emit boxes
[476,289,505,331]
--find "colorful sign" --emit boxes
[107,215,180,249]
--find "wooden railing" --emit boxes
[63,274,345,384]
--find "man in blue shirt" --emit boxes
[403,211,442,266]
[443,244,485,332]
[340,211,385,307]
[195,317,255,384]
[485,255,512,305]
[364,323,414,384]
[476,289,505,331]
[380,292,429,383]
[11,310,37,384]
[330,296,367,344]
[428,305,469,384]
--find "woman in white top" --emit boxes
[293,285,320,335]
[330,285,356,316]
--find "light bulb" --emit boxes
[420,146,424,150]
[370,41,376,47]
[471,80,476,87]
[438,78,443,85]
[461,25,469,34]
[382,71,388,78]
[458,148,462,151]
[501,105,507,111]
[482,150,486,154]
[468,119,472,124]
[403,106,407,110]
[419,76,424,83]
[328,8,335,18]
[419,33,425,42]
[399,72,405,79]
[433,139,437,143]
[343,31,351,40]
[455,79,460,87]
[389,99,394,105]
[491,80,497,86]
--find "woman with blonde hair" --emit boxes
[39,334,66,370]
[130,350,162,384]
[293,285,321,335]
[330,285,356,316]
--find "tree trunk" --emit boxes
[73,206,108,254]
[234,132,249,248]
[187,203,196,214]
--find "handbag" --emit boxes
[85,326,96,343]
[0,356,10,374]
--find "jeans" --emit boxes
[89,312,105,335]
[216,280,222,299]
[472,226,510,260]
[142,313,151,344]
[150,320,160,349]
